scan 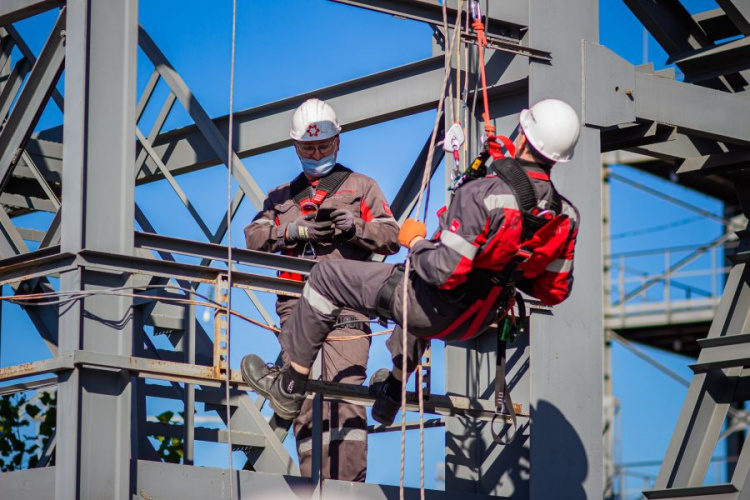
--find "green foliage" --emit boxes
[0,389,56,471]
[153,410,185,464]
[0,389,184,469]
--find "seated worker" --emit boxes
[241,98,582,427]
[243,98,400,481]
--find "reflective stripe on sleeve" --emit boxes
[372,215,397,223]
[546,259,573,273]
[439,231,479,260]
[302,283,341,316]
[483,194,518,211]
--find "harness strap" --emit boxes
[491,291,527,446]
[291,165,352,209]
[280,166,353,282]
[375,264,405,321]
[491,159,538,211]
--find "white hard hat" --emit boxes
[290,98,342,142]
[519,99,581,163]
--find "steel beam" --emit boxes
[0,56,30,123]
[678,149,750,176]
[0,10,64,194]
[583,41,750,146]
[651,264,750,493]
[25,49,530,190]
[135,460,497,500]
[694,9,742,42]
[388,120,445,224]
[0,0,61,27]
[3,25,64,111]
[329,0,527,35]
[670,37,750,84]
[635,69,750,145]
[528,0,603,498]
[134,232,315,275]
[716,0,750,36]
[56,0,138,498]
[137,26,265,210]
[622,0,710,55]
[0,466,55,499]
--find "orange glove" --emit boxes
[398,218,427,248]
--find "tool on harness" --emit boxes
[278,166,352,281]
[450,134,516,192]
[485,159,564,446]
[443,123,465,181]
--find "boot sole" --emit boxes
[241,362,300,421]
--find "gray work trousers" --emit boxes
[281,259,466,376]
[278,309,369,482]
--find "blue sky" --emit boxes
[0,0,733,495]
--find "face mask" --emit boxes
[300,153,337,178]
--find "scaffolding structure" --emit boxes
[0,0,747,499]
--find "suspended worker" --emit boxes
[242,98,581,428]
[244,98,399,481]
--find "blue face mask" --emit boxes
[300,153,337,178]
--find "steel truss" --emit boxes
[0,0,746,498]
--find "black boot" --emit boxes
[369,368,401,426]
[241,354,305,420]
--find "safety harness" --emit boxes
[278,165,352,282]
[483,158,565,446]
[290,164,352,213]
[375,158,567,444]
[281,165,371,333]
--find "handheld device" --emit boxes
[315,207,336,222]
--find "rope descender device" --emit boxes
[450,133,516,191]
[447,1,515,192]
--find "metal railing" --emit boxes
[605,244,728,328]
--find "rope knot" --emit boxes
[472,19,485,33]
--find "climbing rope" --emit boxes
[225,0,238,497]
[470,0,494,137]
[399,2,465,498]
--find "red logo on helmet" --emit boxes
[307,124,320,137]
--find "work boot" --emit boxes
[241,354,305,421]
[369,368,401,426]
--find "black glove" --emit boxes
[330,209,357,238]
[286,213,334,243]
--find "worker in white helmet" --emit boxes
[241,99,581,431]
[243,98,400,481]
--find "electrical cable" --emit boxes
[609,331,750,430]
[398,3,464,497]
[610,215,702,240]
[225,0,238,493]
[608,172,738,229]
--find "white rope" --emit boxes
[399,4,464,497]
[225,0,238,498]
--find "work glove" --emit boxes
[286,213,334,243]
[330,209,357,238]
[398,218,427,248]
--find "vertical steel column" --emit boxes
[55,0,138,499]
[528,0,603,498]
[444,6,533,492]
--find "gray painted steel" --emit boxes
[0,0,747,499]
[55,0,138,498]
[528,1,603,499]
